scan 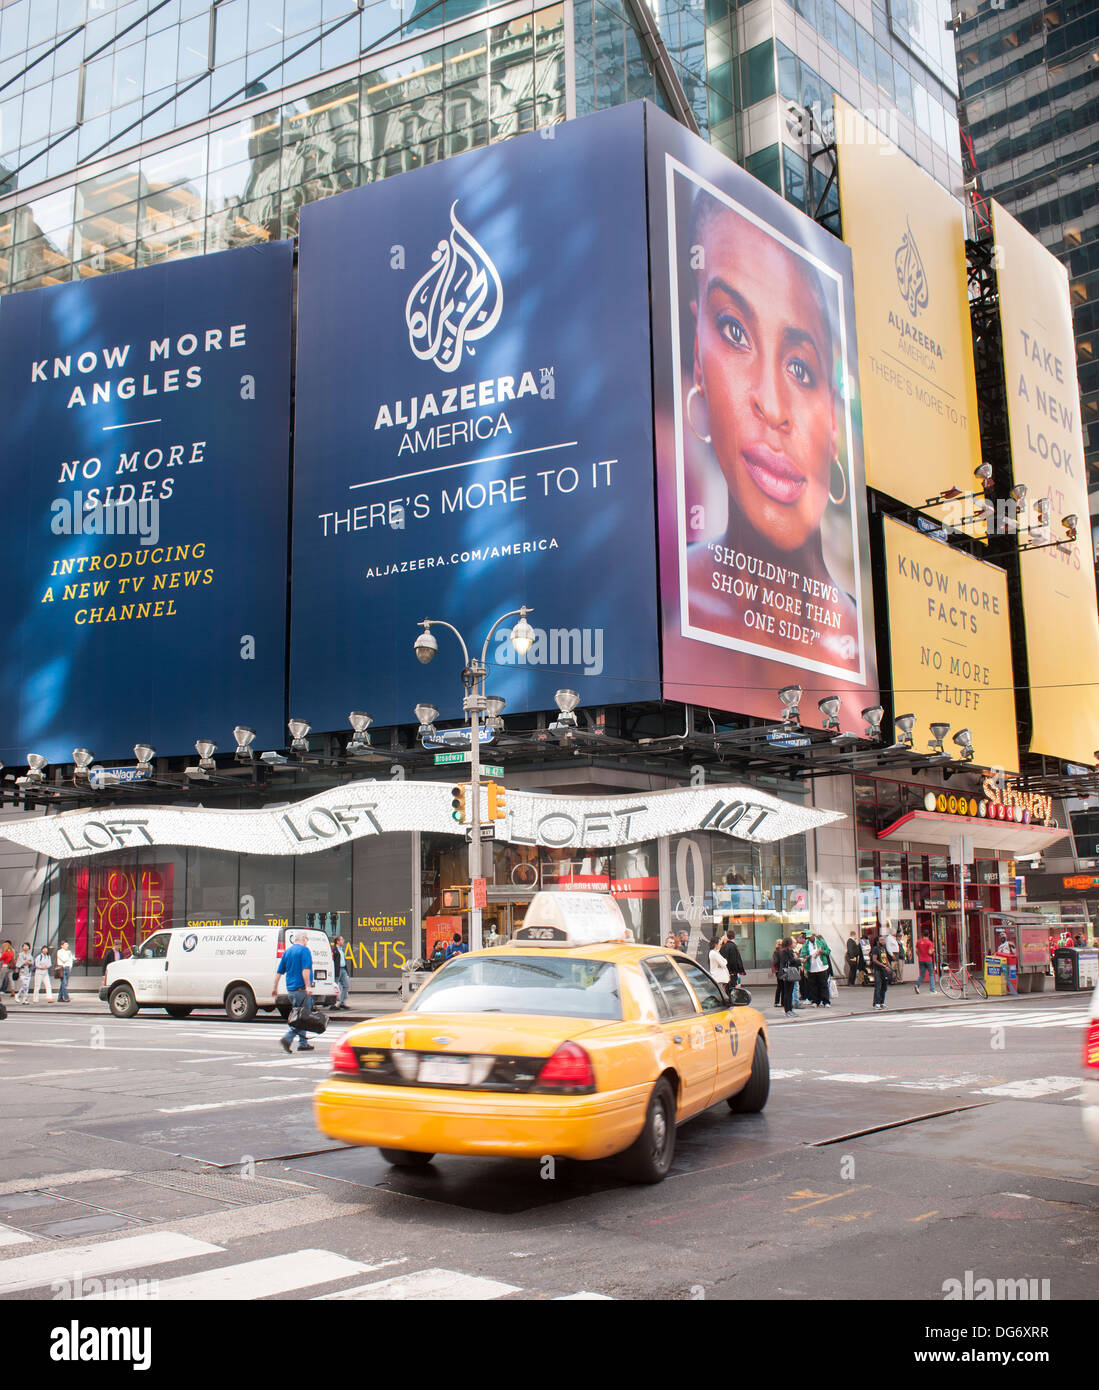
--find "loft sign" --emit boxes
[281,801,382,844]
[0,782,841,861]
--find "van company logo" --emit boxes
[405,201,503,373]
[894,218,929,317]
[182,933,198,952]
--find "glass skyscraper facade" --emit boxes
[954,0,1098,499]
[0,0,964,298]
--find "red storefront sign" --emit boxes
[75,864,175,962]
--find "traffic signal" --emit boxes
[450,784,468,823]
[442,886,470,911]
[486,781,507,821]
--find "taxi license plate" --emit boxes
[418,1055,470,1085]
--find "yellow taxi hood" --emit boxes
[342,1012,621,1058]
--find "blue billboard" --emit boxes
[291,103,660,728]
[0,242,293,765]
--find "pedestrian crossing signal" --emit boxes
[486,781,507,821]
[450,785,468,823]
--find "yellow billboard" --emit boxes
[883,516,1018,773]
[993,200,1099,766]
[835,98,983,515]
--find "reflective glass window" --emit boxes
[835,4,856,62]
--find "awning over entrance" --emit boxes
[877,809,1070,857]
[0,780,843,861]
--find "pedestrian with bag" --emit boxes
[844,932,861,987]
[32,945,53,1002]
[914,931,936,993]
[719,930,745,991]
[771,940,784,1008]
[275,931,316,1054]
[333,935,351,1010]
[55,941,73,1002]
[708,935,731,996]
[882,921,901,982]
[870,934,891,1010]
[776,937,801,1019]
[804,930,833,1007]
[0,941,14,996]
[14,944,33,1003]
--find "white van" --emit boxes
[98,926,339,1021]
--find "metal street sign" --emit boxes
[479,764,504,779]
[89,766,153,789]
[433,751,471,766]
[466,825,497,842]
[765,731,811,750]
[422,728,495,749]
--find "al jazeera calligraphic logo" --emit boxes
[894,218,929,317]
[405,201,503,373]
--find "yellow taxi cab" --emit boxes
[314,891,770,1183]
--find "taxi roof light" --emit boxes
[514,890,631,946]
[534,1042,596,1092]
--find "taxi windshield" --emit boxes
[408,955,622,1020]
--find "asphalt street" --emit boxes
[1,990,1095,1302]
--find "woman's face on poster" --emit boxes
[693,210,837,553]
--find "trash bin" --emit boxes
[984,955,1006,997]
[1053,947,1092,991]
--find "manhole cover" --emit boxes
[131,1170,309,1205]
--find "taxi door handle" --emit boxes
[714,1024,724,1033]
[672,1035,684,1045]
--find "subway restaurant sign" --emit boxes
[0,781,841,861]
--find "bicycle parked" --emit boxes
[938,961,988,1000]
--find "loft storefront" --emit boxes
[8,774,837,990]
[854,774,1070,970]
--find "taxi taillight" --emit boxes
[534,1042,596,1093]
[1084,1020,1099,1071]
[330,1037,359,1075]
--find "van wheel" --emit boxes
[277,1004,291,1021]
[108,985,139,1019]
[378,1148,434,1168]
[728,1035,770,1113]
[225,986,256,1022]
[165,1006,192,1019]
[618,1077,677,1184]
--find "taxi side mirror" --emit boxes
[729,986,752,1006]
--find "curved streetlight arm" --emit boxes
[419,618,470,669]
[479,606,534,687]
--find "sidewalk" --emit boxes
[5,978,1071,1024]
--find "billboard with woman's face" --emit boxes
[647,108,878,731]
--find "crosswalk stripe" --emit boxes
[0,1225,33,1247]
[158,1092,315,1113]
[976,1075,1083,1099]
[554,1291,615,1300]
[0,1232,224,1295]
[81,1249,369,1301]
[316,1267,522,1300]
[820,1072,892,1083]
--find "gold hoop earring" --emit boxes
[829,457,847,507]
[686,385,711,445]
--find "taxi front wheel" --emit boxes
[618,1077,677,1184]
[379,1148,435,1169]
[727,1034,770,1114]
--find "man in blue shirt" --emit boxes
[447,932,469,960]
[275,932,315,1053]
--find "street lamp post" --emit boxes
[415,606,535,950]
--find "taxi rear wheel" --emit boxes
[728,1034,769,1113]
[378,1148,435,1168]
[618,1077,676,1184]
